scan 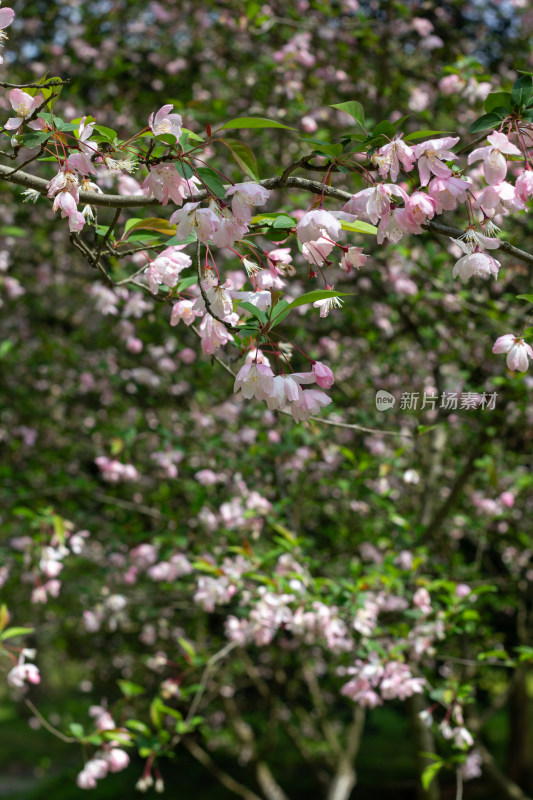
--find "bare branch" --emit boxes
[0,79,70,89]
[182,739,264,800]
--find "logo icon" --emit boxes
[375,390,395,411]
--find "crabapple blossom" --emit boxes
[296,208,341,244]
[340,246,368,273]
[452,250,500,281]
[233,362,275,401]
[169,202,219,243]
[142,163,199,206]
[4,89,45,130]
[343,183,409,224]
[313,294,343,317]
[145,246,192,294]
[371,135,415,182]
[302,237,335,265]
[312,361,334,389]
[0,3,14,47]
[427,175,470,212]
[7,661,41,689]
[413,136,460,186]
[225,182,271,223]
[492,334,533,372]
[148,104,183,139]
[291,388,332,421]
[170,299,202,326]
[468,131,521,184]
[106,749,130,772]
[198,313,235,354]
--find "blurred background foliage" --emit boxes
[1,1,533,799]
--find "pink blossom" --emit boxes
[515,170,533,205]
[492,334,533,372]
[452,251,500,281]
[106,748,130,773]
[170,202,219,243]
[130,543,158,569]
[371,136,415,182]
[266,248,294,275]
[302,237,335,265]
[145,246,192,294]
[296,209,341,244]
[291,388,332,421]
[0,6,15,36]
[313,294,343,318]
[148,104,182,139]
[7,658,41,689]
[233,363,275,401]
[468,132,521,185]
[343,184,409,224]
[170,299,202,327]
[4,89,45,130]
[47,170,80,202]
[340,246,368,273]
[428,176,470,212]
[414,137,460,186]
[500,491,515,508]
[474,181,521,214]
[198,313,235,354]
[413,588,432,615]
[462,750,483,781]
[312,361,334,389]
[142,164,198,206]
[225,182,271,223]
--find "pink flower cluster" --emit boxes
[233,360,334,422]
[341,658,425,707]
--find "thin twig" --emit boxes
[0,79,70,89]
[25,699,77,743]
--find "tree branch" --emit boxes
[182,739,264,800]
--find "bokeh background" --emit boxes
[1,1,533,799]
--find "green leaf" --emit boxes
[269,299,292,328]
[0,626,34,641]
[176,276,198,292]
[195,167,226,198]
[0,340,14,359]
[421,761,443,791]
[117,680,145,697]
[177,637,196,660]
[403,130,452,141]
[372,121,396,138]
[238,301,268,323]
[22,131,51,148]
[217,117,296,131]
[517,294,533,303]
[0,605,8,633]
[125,218,176,237]
[125,719,152,736]
[175,162,195,180]
[511,75,533,109]
[286,290,353,310]
[219,138,260,181]
[340,220,378,235]
[69,723,85,738]
[165,232,197,246]
[93,124,118,142]
[300,137,343,157]
[469,112,505,133]
[181,127,204,144]
[330,101,365,129]
[53,514,65,545]
[484,92,512,113]
[272,215,297,229]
